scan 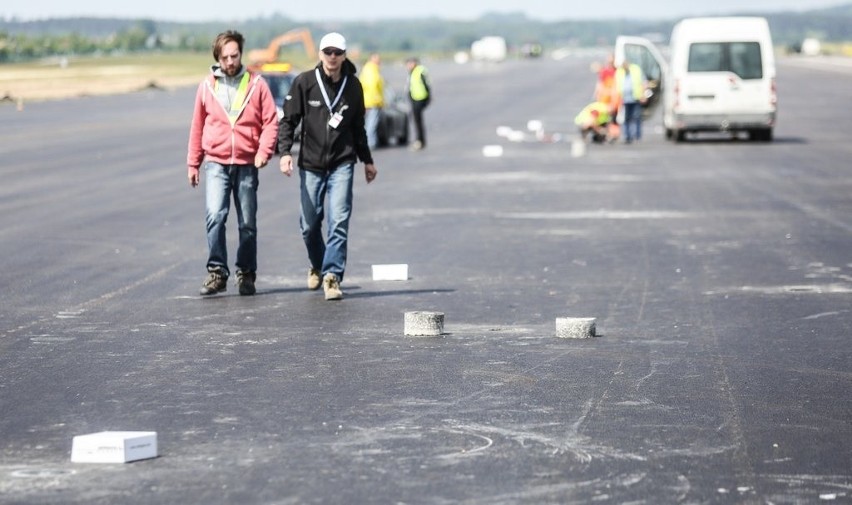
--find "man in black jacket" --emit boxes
[278,32,377,301]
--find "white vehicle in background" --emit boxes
[616,17,778,142]
[801,37,822,56]
[471,36,508,62]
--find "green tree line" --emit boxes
[2,5,851,63]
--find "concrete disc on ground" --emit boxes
[404,311,445,336]
[555,317,596,339]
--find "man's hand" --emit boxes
[364,163,377,184]
[188,167,199,188]
[279,155,294,177]
[255,154,269,168]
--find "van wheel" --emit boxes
[675,130,686,142]
[749,128,773,142]
[665,128,673,140]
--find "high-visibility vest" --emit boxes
[409,65,429,101]
[615,64,644,102]
[596,67,617,106]
[574,102,611,126]
[215,72,251,125]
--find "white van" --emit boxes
[616,17,777,142]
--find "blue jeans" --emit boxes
[205,162,259,277]
[623,101,642,142]
[299,164,354,282]
[365,108,381,149]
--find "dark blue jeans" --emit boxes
[623,101,643,142]
[204,162,259,277]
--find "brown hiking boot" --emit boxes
[200,268,227,296]
[236,271,256,296]
[323,273,343,301]
[307,268,321,290]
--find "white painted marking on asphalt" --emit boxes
[802,311,847,320]
[705,284,852,295]
[29,336,77,344]
[497,210,691,220]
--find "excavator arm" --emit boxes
[247,28,316,66]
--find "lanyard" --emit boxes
[315,68,348,113]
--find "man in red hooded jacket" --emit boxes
[187,30,278,296]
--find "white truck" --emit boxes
[471,36,508,62]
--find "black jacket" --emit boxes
[277,59,373,171]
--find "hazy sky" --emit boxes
[2,0,847,23]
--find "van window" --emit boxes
[624,44,662,81]
[687,42,763,79]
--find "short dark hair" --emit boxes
[212,30,244,61]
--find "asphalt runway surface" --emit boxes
[1,53,851,504]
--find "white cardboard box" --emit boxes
[71,431,158,463]
[372,264,409,281]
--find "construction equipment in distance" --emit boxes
[247,28,316,67]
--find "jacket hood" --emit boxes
[210,64,247,79]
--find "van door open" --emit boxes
[614,36,667,119]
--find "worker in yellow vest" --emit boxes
[406,57,431,151]
[574,101,617,144]
[359,53,384,149]
[615,59,647,144]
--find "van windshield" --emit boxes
[687,42,763,79]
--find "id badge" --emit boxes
[328,112,343,129]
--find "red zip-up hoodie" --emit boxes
[186,68,278,178]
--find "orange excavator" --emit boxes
[247,28,316,68]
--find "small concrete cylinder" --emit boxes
[555,317,596,339]
[404,311,444,337]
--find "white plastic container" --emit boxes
[71,431,158,463]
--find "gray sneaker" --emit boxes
[200,268,227,296]
[236,271,256,296]
[307,268,321,290]
[323,273,343,300]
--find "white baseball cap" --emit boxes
[319,32,347,51]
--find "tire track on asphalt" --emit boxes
[688,173,760,495]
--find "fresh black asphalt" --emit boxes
[1,54,851,504]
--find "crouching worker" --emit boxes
[574,101,619,144]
